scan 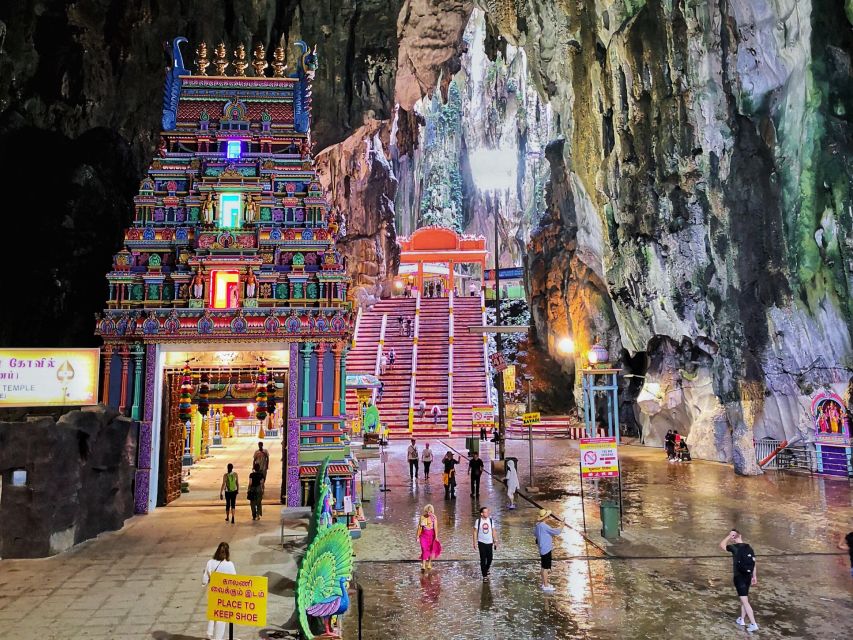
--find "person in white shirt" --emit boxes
[202,542,237,640]
[380,353,388,375]
[407,439,419,480]
[431,404,442,425]
[418,398,427,418]
[421,443,434,480]
[473,506,499,580]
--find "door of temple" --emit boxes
[161,374,183,505]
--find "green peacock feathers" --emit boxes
[307,456,333,544]
[297,523,353,639]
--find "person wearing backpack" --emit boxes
[473,507,499,580]
[219,463,239,524]
[720,529,759,632]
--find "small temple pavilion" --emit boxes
[397,227,488,294]
[95,37,358,523]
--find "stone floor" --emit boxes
[2,436,852,639]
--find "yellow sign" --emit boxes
[471,406,495,426]
[522,412,541,425]
[0,348,100,407]
[206,573,268,627]
[502,365,516,393]
[579,437,619,478]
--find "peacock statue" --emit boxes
[296,523,353,639]
[307,456,333,544]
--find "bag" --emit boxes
[247,487,258,501]
[202,560,223,587]
[734,544,756,575]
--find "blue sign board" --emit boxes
[484,267,524,280]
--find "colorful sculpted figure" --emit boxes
[202,193,215,224]
[232,43,249,77]
[297,525,352,639]
[192,268,204,299]
[245,268,257,299]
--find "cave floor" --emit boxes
[1,438,852,640]
[344,438,853,640]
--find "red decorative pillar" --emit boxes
[118,345,131,414]
[332,343,343,416]
[314,343,327,416]
[101,345,114,406]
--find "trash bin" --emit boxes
[600,501,620,539]
[465,436,480,455]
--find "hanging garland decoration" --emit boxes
[256,359,268,421]
[179,361,193,422]
[267,375,277,416]
[197,371,210,416]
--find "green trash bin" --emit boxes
[465,436,480,455]
[600,501,620,539]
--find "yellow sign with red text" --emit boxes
[579,437,620,478]
[0,348,100,407]
[206,573,268,627]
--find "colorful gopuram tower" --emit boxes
[95,37,358,521]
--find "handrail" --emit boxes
[480,290,490,404]
[408,293,421,432]
[351,306,363,350]
[372,313,388,404]
[447,291,454,433]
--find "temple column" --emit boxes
[417,261,424,295]
[118,345,131,414]
[332,343,343,416]
[301,342,313,417]
[130,343,144,420]
[339,346,348,416]
[101,345,114,406]
[314,343,326,416]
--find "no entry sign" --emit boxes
[579,437,619,478]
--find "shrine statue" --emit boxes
[203,194,215,225]
[192,268,204,299]
[245,196,258,223]
[229,287,239,308]
[245,268,257,298]
[300,139,311,160]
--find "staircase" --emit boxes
[452,295,490,434]
[344,298,416,435]
[411,297,451,438]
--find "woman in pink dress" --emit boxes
[417,504,441,571]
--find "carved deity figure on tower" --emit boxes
[245,268,257,299]
[232,44,249,77]
[203,193,216,225]
[192,268,204,299]
[213,42,229,75]
[245,195,258,223]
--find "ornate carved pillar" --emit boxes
[118,345,131,414]
[300,342,313,417]
[130,343,145,420]
[339,345,348,416]
[332,343,343,416]
[314,343,326,416]
[101,344,114,406]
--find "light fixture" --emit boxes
[557,337,575,355]
[588,343,609,366]
[226,140,242,159]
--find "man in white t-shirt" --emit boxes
[473,506,499,580]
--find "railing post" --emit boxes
[408,293,421,432]
[480,291,489,404]
[351,306,363,350]
[373,314,387,404]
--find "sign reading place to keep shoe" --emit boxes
[207,573,268,627]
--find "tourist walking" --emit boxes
[253,441,270,478]
[431,404,442,425]
[405,317,413,337]
[219,463,239,523]
[468,451,484,498]
[422,443,434,480]
[442,451,461,498]
[473,507,498,580]
[380,353,388,375]
[417,504,442,571]
[839,530,853,577]
[505,458,520,509]
[397,315,405,336]
[418,398,427,418]
[248,463,265,520]
[480,424,488,441]
[202,542,237,640]
[535,510,564,591]
[377,380,384,402]
[388,348,396,368]
[436,280,443,297]
[408,439,420,480]
[719,529,759,632]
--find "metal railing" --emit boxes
[754,439,818,473]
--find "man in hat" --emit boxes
[535,509,564,592]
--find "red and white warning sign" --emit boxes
[579,437,619,478]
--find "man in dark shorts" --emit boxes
[838,530,853,577]
[719,529,758,632]
[535,509,563,592]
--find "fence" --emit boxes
[753,439,818,473]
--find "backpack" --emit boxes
[734,544,756,575]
